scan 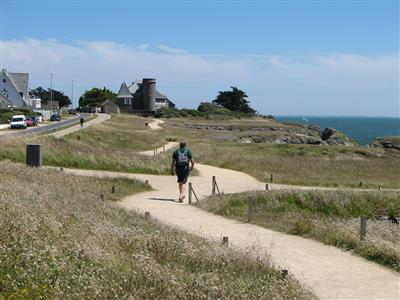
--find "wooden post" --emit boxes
[153,149,156,156]
[359,181,363,187]
[111,186,115,193]
[248,195,254,223]
[145,211,150,219]
[188,182,192,204]
[60,167,63,172]
[270,173,274,182]
[100,194,105,201]
[26,144,42,167]
[145,180,149,186]
[212,176,216,195]
[360,216,367,240]
[222,236,229,246]
[378,186,382,191]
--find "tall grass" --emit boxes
[196,190,400,271]
[0,161,314,299]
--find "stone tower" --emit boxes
[142,78,156,112]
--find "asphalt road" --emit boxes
[0,113,91,141]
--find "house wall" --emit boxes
[0,72,25,107]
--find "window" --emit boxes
[156,98,166,103]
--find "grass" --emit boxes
[0,161,314,299]
[160,117,400,188]
[38,114,97,135]
[196,190,400,271]
[0,114,172,175]
[1,114,399,188]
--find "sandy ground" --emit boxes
[49,118,400,299]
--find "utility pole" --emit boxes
[71,79,74,108]
[50,72,55,115]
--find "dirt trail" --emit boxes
[50,113,110,138]
[58,118,400,299]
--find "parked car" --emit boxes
[10,115,27,129]
[29,116,39,126]
[25,117,33,127]
[50,113,61,121]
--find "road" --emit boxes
[0,113,91,140]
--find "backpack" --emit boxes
[176,149,189,167]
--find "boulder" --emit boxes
[371,137,400,150]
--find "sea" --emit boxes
[275,116,400,145]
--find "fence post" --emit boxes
[359,181,363,187]
[26,144,42,167]
[100,194,105,201]
[360,216,367,240]
[248,195,254,223]
[212,176,216,195]
[188,182,192,204]
[111,186,115,193]
[222,236,229,246]
[270,173,274,182]
[153,149,156,156]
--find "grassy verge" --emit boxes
[196,190,400,271]
[38,114,97,135]
[0,161,314,299]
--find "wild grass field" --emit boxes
[0,115,171,174]
[161,118,400,188]
[0,161,314,299]
[196,190,400,271]
[1,114,399,188]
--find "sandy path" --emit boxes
[58,118,400,299]
[50,113,111,138]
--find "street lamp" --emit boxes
[50,72,55,115]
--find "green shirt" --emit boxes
[173,147,193,167]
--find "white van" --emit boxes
[10,115,27,129]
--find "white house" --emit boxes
[29,97,42,109]
[0,69,30,108]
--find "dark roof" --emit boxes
[117,82,133,98]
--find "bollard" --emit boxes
[111,186,115,193]
[188,182,192,204]
[100,194,105,201]
[212,176,216,195]
[281,269,288,279]
[222,236,229,246]
[360,216,367,240]
[26,144,42,167]
[144,211,150,219]
[266,183,269,191]
[270,173,274,182]
[247,195,254,223]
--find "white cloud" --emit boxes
[1,38,398,116]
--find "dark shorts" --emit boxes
[176,165,190,183]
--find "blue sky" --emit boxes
[1,0,399,116]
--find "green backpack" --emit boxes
[176,149,189,167]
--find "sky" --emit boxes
[1,0,399,117]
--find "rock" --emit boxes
[322,128,354,146]
[371,137,400,151]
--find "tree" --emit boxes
[212,87,255,114]
[79,87,117,108]
[30,86,71,108]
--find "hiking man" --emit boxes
[171,141,195,202]
[80,116,84,129]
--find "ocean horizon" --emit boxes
[275,116,400,145]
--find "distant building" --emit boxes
[0,69,30,108]
[0,93,15,109]
[116,78,174,114]
[29,96,42,109]
[41,101,59,111]
[101,99,120,114]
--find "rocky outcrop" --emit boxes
[168,122,355,146]
[371,137,400,151]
